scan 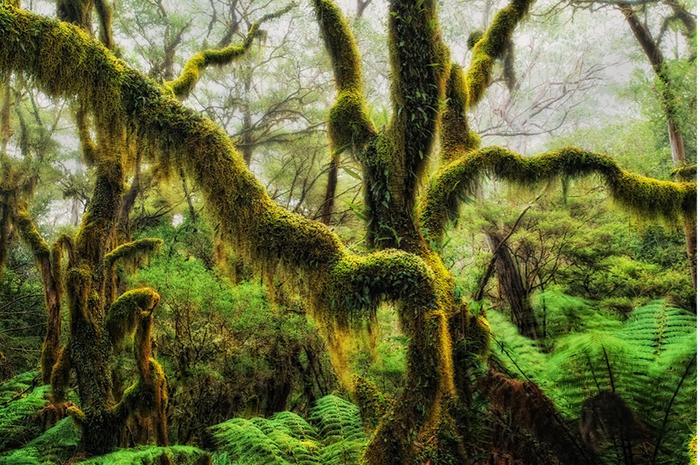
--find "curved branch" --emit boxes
[104,237,162,269]
[165,3,295,98]
[465,0,534,108]
[106,287,160,349]
[419,146,696,242]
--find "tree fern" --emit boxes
[0,418,80,465]
[209,395,366,465]
[532,289,622,338]
[0,376,49,451]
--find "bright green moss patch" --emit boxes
[419,146,697,242]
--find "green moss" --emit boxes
[353,376,391,430]
[441,64,480,162]
[13,207,50,260]
[387,0,449,206]
[105,288,160,348]
[464,0,533,107]
[165,4,293,98]
[419,146,697,243]
[104,237,162,269]
[313,0,376,153]
[467,30,483,50]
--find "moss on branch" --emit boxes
[106,288,160,348]
[165,3,294,98]
[0,7,461,463]
[464,0,533,108]
[419,146,697,242]
[104,237,161,269]
[388,0,449,204]
[441,63,480,162]
[313,0,375,151]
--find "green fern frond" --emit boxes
[78,446,210,465]
[0,417,80,465]
[208,395,366,465]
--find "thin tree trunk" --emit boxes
[620,4,696,286]
[486,231,540,339]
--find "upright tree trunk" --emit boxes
[319,152,339,225]
[486,231,539,339]
[620,4,696,285]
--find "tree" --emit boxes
[0,1,695,464]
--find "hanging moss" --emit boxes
[103,237,161,269]
[105,288,160,348]
[165,4,294,98]
[419,146,697,243]
[464,0,533,108]
[313,0,376,152]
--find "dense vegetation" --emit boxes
[0,0,696,464]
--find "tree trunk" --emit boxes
[319,152,339,225]
[620,4,696,286]
[487,232,539,339]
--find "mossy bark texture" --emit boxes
[0,1,695,463]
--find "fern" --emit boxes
[0,381,50,451]
[209,395,366,465]
[0,418,80,465]
[490,297,696,465]
[78,446,210,465]
[487,309,548,381]
[532,288,622,338]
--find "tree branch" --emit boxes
[465,0,535,108]
[165,3,295,98]
[419,146,696,242]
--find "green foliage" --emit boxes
[0,418,80,465]
[0,375,49,452]
[79,446,210,465]
[209,395,366,465]
[489,299,696,465]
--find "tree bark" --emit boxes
[487,231,540,339]
[619,4,696,285]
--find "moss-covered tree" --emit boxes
[0,0,695,463]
